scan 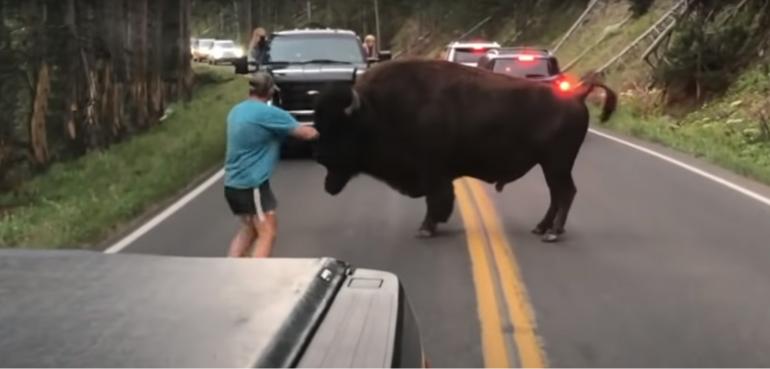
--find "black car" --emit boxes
[477,47,574,92]
[235,28,390,156]
[0,250,427,367]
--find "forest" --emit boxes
[0,0,192,189]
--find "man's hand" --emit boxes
[291,125,320,141]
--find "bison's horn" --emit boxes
[344,90,360,116]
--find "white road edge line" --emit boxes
[589,128,770,208]
[104,169,225,254]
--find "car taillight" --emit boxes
[518,55,536,62]
[558,80,572,91]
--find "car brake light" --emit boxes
[518,55,536,62]
[558,80,572,92]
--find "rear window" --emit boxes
[452,48,495,64]
[492,58,553,78]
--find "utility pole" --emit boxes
[373,0,381,52]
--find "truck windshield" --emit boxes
[452,48,495,64]
[267,35,365,64]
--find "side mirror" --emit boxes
[233,56,249,75]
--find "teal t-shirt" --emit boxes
[225,99,299,189]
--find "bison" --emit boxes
[313,60,617,242]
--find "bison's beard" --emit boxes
[324,171,353,195]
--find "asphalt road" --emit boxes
[118,127,770,367]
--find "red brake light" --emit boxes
[518,55,536,62]
[473,46,485,51]
[558,80,572,92]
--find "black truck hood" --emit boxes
[266,63,367,83]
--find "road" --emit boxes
[115,127,770,367]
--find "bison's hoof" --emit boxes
[417,228,436,238]
[541,233,560,243]
[417,223,437,238]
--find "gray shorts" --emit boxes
[224,181,277,221]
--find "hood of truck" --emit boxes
[267,63,368,82]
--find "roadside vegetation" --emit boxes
[604,63,770,185]
[565,0,770,186]
[0,67,241,248]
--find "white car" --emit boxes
[207,40,244,65]
[192,38,215,62]
[443,41,501,67]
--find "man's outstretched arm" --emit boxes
[291,125,319,141]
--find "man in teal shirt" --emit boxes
[225,72,319,258]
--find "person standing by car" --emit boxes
[224,72,319,258]
[248,27,268,68]
[363,34,378,59]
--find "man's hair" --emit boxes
[249,72,275,98]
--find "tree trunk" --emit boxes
[30,62,51,165]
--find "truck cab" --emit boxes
[234,28,390,156]
[0,250,426,367]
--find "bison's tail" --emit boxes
[577,72,617,123]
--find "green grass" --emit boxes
[598,105,770,186]
[597,60,770,185]
[0,66,244,248]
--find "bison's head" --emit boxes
[314,85,364,195]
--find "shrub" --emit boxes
[627,0,655,17]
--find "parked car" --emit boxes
[477,47,574,92]
[443,41,501,67]
[192,38,215,62]
[207,40,244,65]
[0,250,427,367]
[234,28,391,157]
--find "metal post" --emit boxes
[374,0,381,53]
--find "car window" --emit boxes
[199,40,214,49]
[216,41,235,48]
[267,35,365,64]
[452,48,494,64]
[492,58,553,78]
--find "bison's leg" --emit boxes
[418,182,455,238]
[540,168,577,243]
[532,179,558,236]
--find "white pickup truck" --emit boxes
[0,251,426,367]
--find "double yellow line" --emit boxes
[455,178,548,368]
